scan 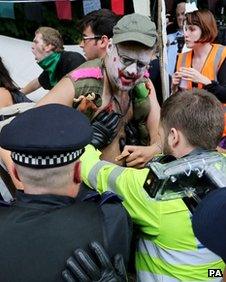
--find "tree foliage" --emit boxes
[0,1,84,44]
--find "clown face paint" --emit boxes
[105,43,152,91]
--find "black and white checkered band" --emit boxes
[11,148,84,168]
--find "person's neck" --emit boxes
[173,145,196,159]
[193,42,212,58]
[103,68,121,97]
[23,183,79,197]
[37,51,54,63]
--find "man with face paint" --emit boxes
[80,88,225,281]
[37,14,161,167]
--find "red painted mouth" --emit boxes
[118,70,140,86]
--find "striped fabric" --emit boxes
[81,145,225,282]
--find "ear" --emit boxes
[73,161,81,184]
[99,35,110,49]
[168,128,180,149]
[12,165,21,182]
[44,43,55,53]
[106,38,113,55]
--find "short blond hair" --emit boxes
[36,27,64,52]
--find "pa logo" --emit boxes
[208,269,223,277]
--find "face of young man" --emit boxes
[79,25,103,60]
[32,32,52,62]
[105,42,151,91]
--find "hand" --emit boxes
[115,143,161,168]
[166,14,174,27]
[171,71,182,94]
[172,71,182,86]
[180,67,211,85]
[91,111,120,150]
[62,241,127,282]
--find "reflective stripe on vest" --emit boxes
[138,271,180,282]
[136,238,223,281]
[137,270,223,282]
[177,44,226,136]
[87,161,110,189]
[138,237,221,266]
[88,162,126,193]
[177,44,226,89]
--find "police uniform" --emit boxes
[0,104,132,282]
[81,145,225,282]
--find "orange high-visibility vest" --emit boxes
[177,44,226,135]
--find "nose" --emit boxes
[79,40,84,48]
[184,29,189,37]
[125,62,137,76]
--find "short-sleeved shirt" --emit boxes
[38,51,85,90]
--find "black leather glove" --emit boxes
[124,122,139,146]
[91,111,120,150]
[62,241,127,282]
[119,122,139,153]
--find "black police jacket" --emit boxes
[0,184,132,282]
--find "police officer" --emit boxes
[80,88,225,281]
[0,104,131,282]
[192,188,226,262]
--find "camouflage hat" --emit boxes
[112,13,157,48]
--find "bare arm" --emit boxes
[21,78,41,95]
[0,148,23,189]
[36,77,75,107]
[0,88,13,108]
[146,80,161,145]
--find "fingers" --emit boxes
[107,113,120,130]
[62,269,77,282]
[94,111,110,123]
[172,72,182,85]
[125,145,159,168]
[145,80,152,91]
[125,157,146,168]
[89,241,113,269]
[115,150,130,162]
[116,145,145,167]
[73,248,100,280]
[115,145,132,161]
[66,256,90,282]
[113,254,127,281]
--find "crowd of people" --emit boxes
[0,2,226,282]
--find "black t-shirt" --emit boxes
[38,50,86,90]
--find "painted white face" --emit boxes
[183,23,202,48]
[105,43,151,91]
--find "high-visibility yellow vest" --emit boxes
[81,145,225,282]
